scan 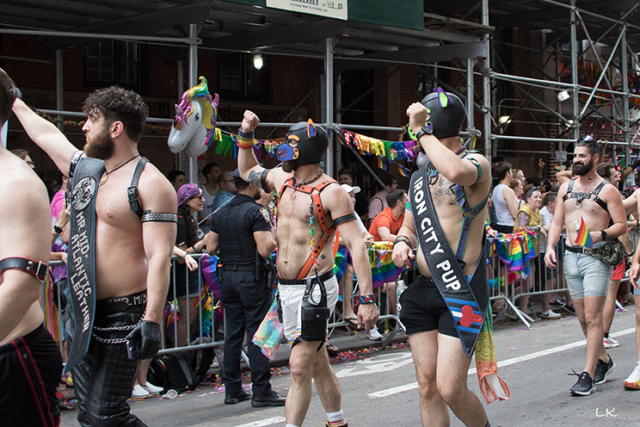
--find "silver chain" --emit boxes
[91,312,145,345]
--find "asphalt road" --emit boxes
[60,305,640,427]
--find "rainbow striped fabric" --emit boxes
[475,309,510,403]
[574,217,593,248]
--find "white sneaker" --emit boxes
[540,309,562,319]
[367,325,383,341]
[623,361,640,390]
[603,337,620,349]
[132,384,150,398]
[142,382,163,394]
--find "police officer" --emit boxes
[206,170,286,407]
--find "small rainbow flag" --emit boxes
[575,217,593,248]
[377,156,387,171]
[397,164,410,178]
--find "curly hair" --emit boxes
[178,202,200,247]
[0,68,18,124]
[82,86,148,142]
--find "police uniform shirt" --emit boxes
[210,194,272,264]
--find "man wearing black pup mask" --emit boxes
[12,74,176,426]
[393,90,508,426]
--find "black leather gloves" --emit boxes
[125,320,161,360]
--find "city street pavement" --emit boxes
[60,303,640,426]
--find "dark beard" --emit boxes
[253,188,262,201]
[573,158,594,176]
[84,126,115,160]
[282,160,299,173]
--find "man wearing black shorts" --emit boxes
[393,91,493,426]
[0,68,62,426]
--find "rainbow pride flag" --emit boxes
[369,242,406,288]
[201,254,221,300]
[575,217,593,248]
[475,309,510,403]
[333,246,349,284]
[377,156,387,171]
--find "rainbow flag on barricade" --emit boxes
[165,282,216,345]
[200,254,221,301]
[369,242,406,288]
[333,246,349,284]
[475,309,510,403]
[41,268,63,342]
[487,229,539,272]
[252,289,284,359]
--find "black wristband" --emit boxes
[600,230,608,241]
[237,128,254,139]
[53,225,63,235]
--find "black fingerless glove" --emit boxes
[125,320,161,360]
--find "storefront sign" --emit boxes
[266,0,347,20]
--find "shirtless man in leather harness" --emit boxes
[12,83,176,426]
[545,136,626,396]
[0,68,62,427]
[237,111,378,427]
[392,92,493,427]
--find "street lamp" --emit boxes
[252,50,263,70]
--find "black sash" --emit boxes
[410,168,488,357]
[64,156,105,373]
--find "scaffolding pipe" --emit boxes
[56,50,63,132]
[570,0,581,141]
[538,0,640,31]
[621,24,631,166]
[177,60,184,172]
[325,37,334,177]
[493,135,576,143]
[466,58,475,132]
[0,28,197,45]
[188,24,198,185]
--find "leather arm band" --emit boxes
[0,257,48,282]
[333,213,358,227]
[141,211,178,223]
[53,225,63,235]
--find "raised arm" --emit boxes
[407,103,491,187]
[12,99,77,174]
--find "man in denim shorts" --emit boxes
[545,136,627,396]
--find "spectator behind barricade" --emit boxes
[514,168,526,186]
[367,189,407,337]
[491,161,518,234]
[199,163,221,229]
[10,148,35,169]
[211,170,237,212]
[339,184,374,331]
[539,192,575,319]
[369,189,407,242]
[511,179,524,204]
[508,186,547,321]
[541,179,553,197]
[367,172,398,224]
[172,184,208,348]
[338,168,368,216]
[168,170,186,192]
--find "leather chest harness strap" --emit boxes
[278,174,355,280]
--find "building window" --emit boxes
[217,53,268,102]
[84,41,145,92]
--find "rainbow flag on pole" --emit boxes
[574,217,593,248]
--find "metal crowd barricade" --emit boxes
[45,254,226,365]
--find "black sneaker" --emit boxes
[563,304,576,315]
[570,371,595,396]
[251,391,286,407]
[594,356,615,384]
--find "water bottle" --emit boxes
[396,278,408,314]
[163,389,178,399]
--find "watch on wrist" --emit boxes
[53,225,63,235]
[359,294,375,305]
[600,230,608,241]
[414,123,433,140]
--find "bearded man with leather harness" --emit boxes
[237,111,378,427]
[206,171,285,407]
[12,83,177,426]
[392,91,494,427]
[0,68,62,427]
[545,136,626,396]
